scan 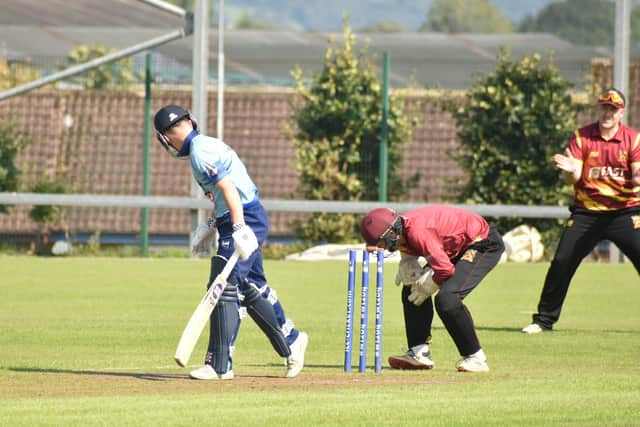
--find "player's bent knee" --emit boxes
[434,290,460,314]
[220,284,238,303]
[239,280,261,306]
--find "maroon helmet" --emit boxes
[360,208,402,251]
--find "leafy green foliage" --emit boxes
[60,45,136,89]
[421,0,513,33]
[234,11,274,29]
[518,0,612,45]
[358,21,406,33]
[29,180,66,225]
[445,50,577,246]
[0,120,31,214]
[0,57,40,90]
[28,180,67,255]
[519,0,640,47]
[290,20,415,242]
[261,242,313,259]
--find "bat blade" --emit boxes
[174,251,240,367]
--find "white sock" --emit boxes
[411,343,430,356]
[469,348,486,361]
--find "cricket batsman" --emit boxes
[154,104,308,380]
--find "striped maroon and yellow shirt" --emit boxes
[568,122,640,211]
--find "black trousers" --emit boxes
[533,209,640,329]
[402,224,505,356]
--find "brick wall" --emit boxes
[2,61,626,238]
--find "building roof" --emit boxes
[0,0,182,27]
[0,0,610,89]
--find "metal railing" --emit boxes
[0,192,570,218]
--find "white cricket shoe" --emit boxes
[285,331,308,378]
[522,323,544,334]
[388,344,434,370]
[189,364,234,380]
[457,350,489,373]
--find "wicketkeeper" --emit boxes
[360,205,504,372]
[154,104,308,380]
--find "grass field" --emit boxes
[1,255,639,426]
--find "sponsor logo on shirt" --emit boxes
[460,249,477,263]
[588,166,625,179]
[619,150,628,163]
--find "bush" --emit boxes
[60,45,137,89]
[29,180,67,254]
[444,50,579,250]
[290,19,416,242]
[0,120,31,214]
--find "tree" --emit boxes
[358,21,406,33]
[0,120,31,214]
[445,49,578,247]
[0,57,40,90]
[234,11,274,29]
[59,45,136,89]
[518,0,614,46]
[29,180,67,254]
[421,0,513,33]
[290,19,416,242]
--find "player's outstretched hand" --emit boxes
[553,148,580,176]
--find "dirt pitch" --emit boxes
[2,367,459,399]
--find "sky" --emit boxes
[224,0,560,32]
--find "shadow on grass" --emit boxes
[476,326,524,333]
[475,326,640,334]
[7,366,291,380]
[257,363,344,369]
[8,367,185,381]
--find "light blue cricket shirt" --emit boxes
[181,130,258,219]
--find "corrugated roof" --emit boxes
[0,0,182,27]
[0,0,609,89]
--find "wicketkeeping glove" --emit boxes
[191,217,216,256]
[395,253,423,286]
[407,267,439,306]
[232,223,259,260]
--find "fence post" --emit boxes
[379,52,389,202]
[140,52,152,256]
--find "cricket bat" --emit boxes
[174,250,240,367]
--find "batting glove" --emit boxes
[407,267,439,306]
[191,217,216,256]
[232,223,259,260]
